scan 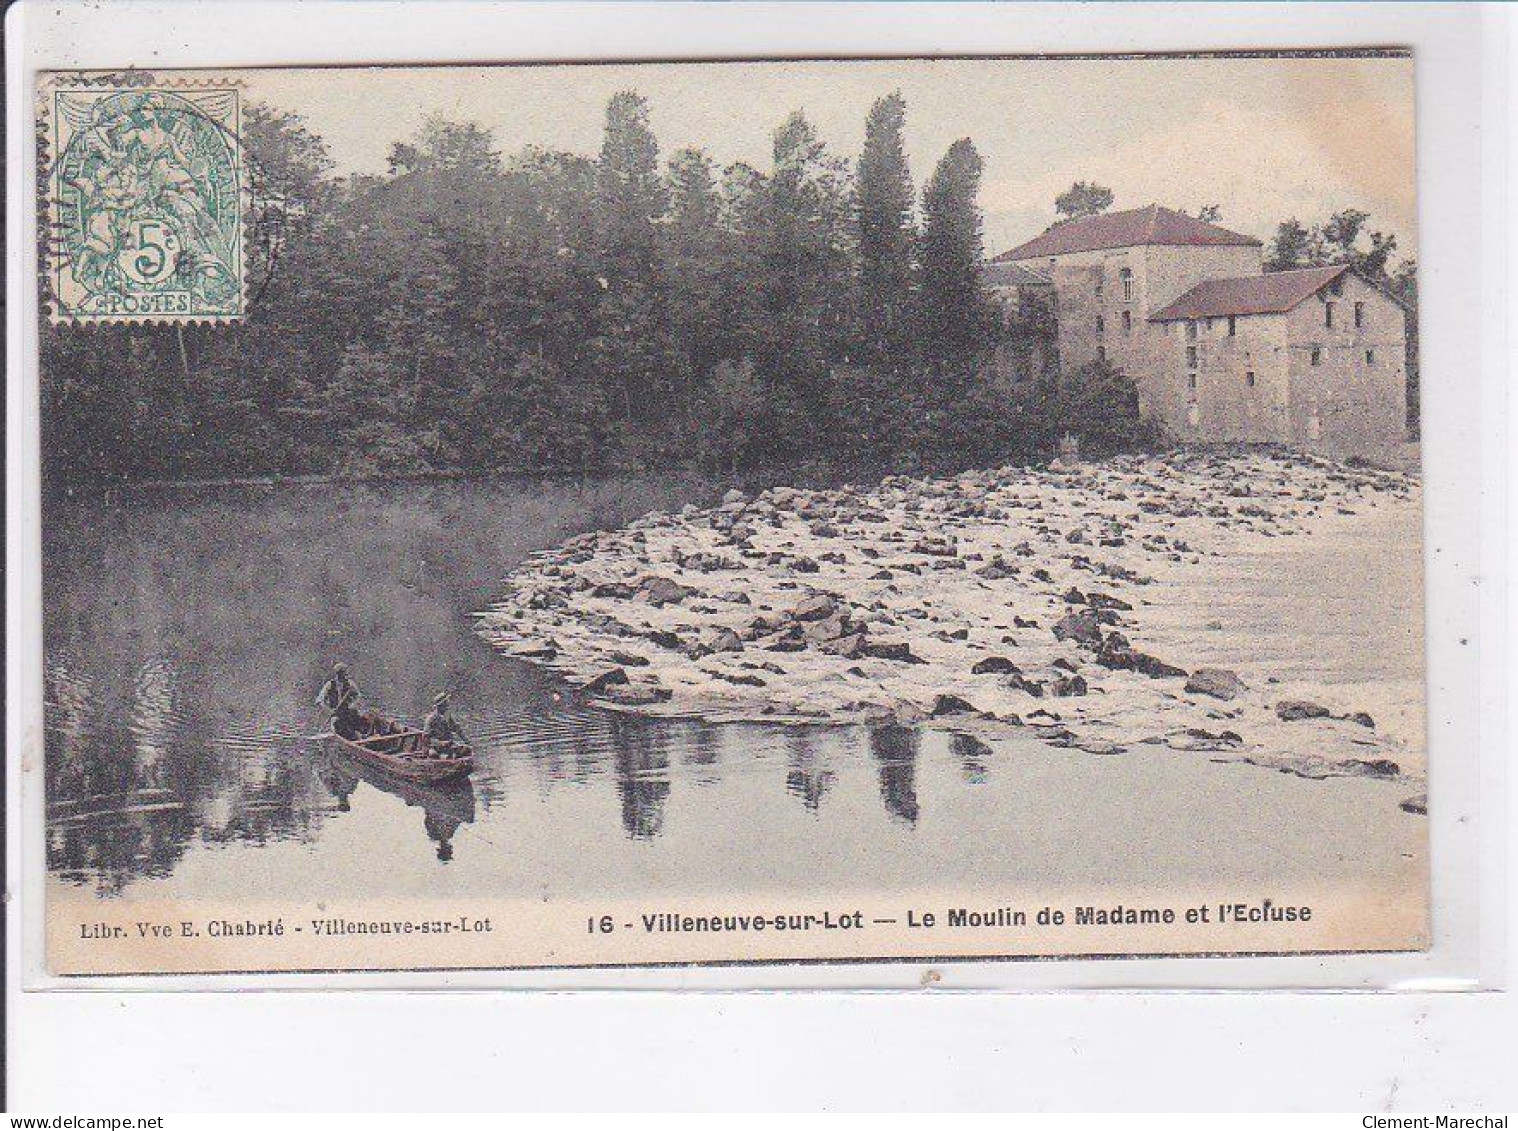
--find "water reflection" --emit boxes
[869,726,921,825]
[680,724,723,775]
[951,732,994,785]
[43,478,1026,897]
[612,717,672,840]
[784,731,834,813]
[315,747,477,862]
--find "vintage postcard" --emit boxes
[33,53,1427,976]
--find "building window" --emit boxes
[1121,310,1132,334]
[1324,302,1335,329]
[1310,346,1322,366]
[1186,345,1198,368]
[1120,267,1133,302]
[1095,278,1103,298]
[1185,320,1198,340]
[1245,370,1256,387]
[1096,315,1105,334]
[1355,302,1365,328]
[1365,348,1375,365]
[1096,345,1107,363]
[1227,315,1237,337]
[1187,372,1198,390]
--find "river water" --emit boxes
[43,475,1423,904]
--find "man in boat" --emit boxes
[317,663,364,739]
[332,686,365,741]
[423,692,470,758]
[317,663,359,714]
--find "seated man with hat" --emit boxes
[423,692,470,758]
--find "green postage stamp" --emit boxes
[44,79,245,321]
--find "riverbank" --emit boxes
[478,447,1426,811]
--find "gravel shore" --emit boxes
[477,448,1425,810]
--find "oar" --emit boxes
[351,730,427,746]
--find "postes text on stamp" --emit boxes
[46,82,245,322]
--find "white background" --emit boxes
[6,1,1515,1111]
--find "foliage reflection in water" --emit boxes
[42,477,995,899]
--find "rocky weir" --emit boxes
[476,448,1426,812]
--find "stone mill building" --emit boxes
[984,204,1410,452]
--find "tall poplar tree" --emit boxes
[919,138,990,378]
[662,147,728,411]
[593,92,669,429]
[855,92,916,364]
[758,111,853,450]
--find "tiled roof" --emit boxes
[981,261,1052,287]
[995,204,1262,261]
[1148,264,1352,321]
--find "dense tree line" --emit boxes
[43,91,1090,493]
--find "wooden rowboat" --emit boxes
[324,716,474,783]
[316,747,477,827]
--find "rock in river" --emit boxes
[1340,758,1400,779]
[639,576,691,606]
[864,641,924,664]
[791,594,838,622]
[1276,699,1330,721]
[582,668,630,694]
[1185,668,1247,701]
[702,627,745,653]
[1052,610,1103,646]
[599,682,673,706]
[1050,674,1088,698]
[931,694,978,717]
[819,632,869,659]
[971,655,1021,675]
